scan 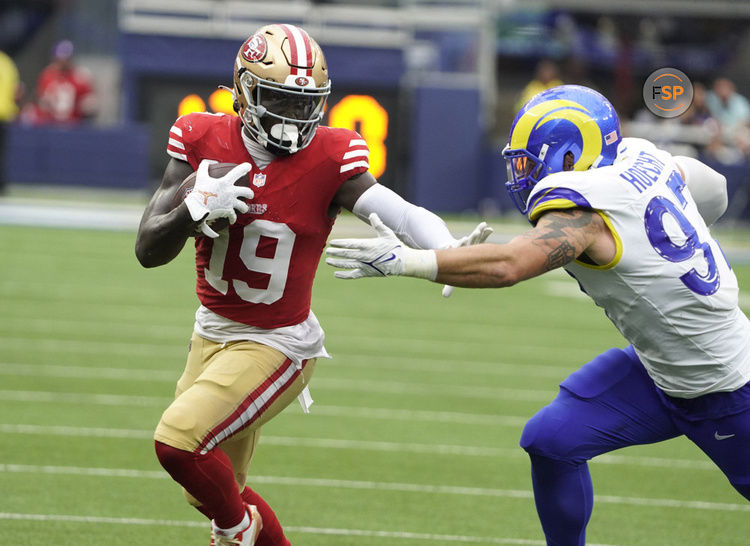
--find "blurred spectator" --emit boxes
[514,59,563,111]
[28,39,97,125]
[680,81,721,158]
[612,31,635,118]
[0,49,19,194]
[563,56,597,91]
[682,82,714,126]
[706,77,750,162]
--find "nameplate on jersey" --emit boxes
[247,203,268,215]
[619,151,666,193]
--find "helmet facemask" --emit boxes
[237,69,329,155]
[502,144,549,214]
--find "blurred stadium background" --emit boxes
[2,1,750,545]
[4,0,750,217]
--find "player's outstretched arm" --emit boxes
[333,172,492,295]
[435,208,606,287]
[334,172,459,249]
[326,209,606,288]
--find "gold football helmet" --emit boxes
[233,24,330,155]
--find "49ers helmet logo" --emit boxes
[295,76,310,87]
[241,34,267,62]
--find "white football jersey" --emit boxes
[526,138,750,398]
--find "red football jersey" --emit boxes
[166,113,369,329]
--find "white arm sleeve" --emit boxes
[674,156,728,226]
[351,183,456,249]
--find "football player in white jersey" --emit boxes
[326,85,750,545]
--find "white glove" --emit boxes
[441,221,493,297]
[453,221,494,249]
[184,160,255,238]
[326,213,438,280]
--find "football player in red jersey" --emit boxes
[135,23,490,546]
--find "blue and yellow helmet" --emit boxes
[502,85,621,214]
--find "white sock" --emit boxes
[216,509,249,536]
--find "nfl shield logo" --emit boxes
[253,173,266,187]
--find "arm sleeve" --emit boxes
[351,183,457,249]
[674,156,728,225]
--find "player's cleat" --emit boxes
[210,504,263,546]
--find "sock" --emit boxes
[528,453,593,546]
[155,441,245,529]
[215,510,250,536]
[241,486,290,546]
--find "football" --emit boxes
[172,162,252,235]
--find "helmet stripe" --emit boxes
[279,24,313,77]
[297,27,313,77]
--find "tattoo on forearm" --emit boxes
[545,240,577,270]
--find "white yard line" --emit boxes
[0,511,554,545]
[307,405,529,426]
[0,463,743,513]
[0,336,184,357]
[0,332,598,360]
[0,367,527,424]
[0,362,178,382]
[0,358,567,382]
[0,424,717,471]
[0,390,170,406]
[325,354,569,379]
[0,374,554,401]
[0,202,142,231]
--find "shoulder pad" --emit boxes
[317,126,370,181]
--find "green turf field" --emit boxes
[1,223,750,545]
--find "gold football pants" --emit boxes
[155,333,315,493]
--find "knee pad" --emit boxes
[520,404,582,462]
[520,406,554,455]
[154,398,201,452]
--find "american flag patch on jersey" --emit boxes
[339,138,370,174]
[167,125,188,162]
